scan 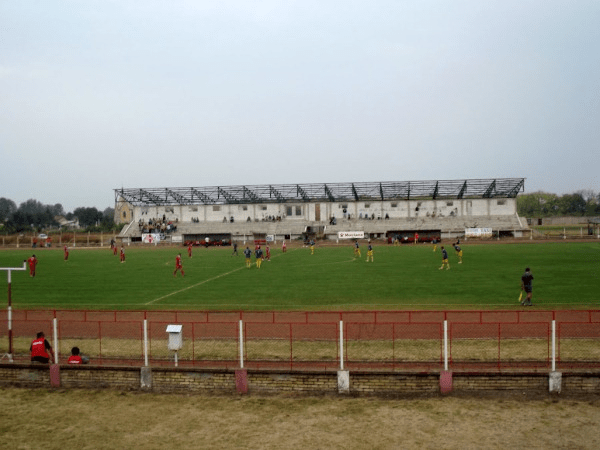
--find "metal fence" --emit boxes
[2,309,600,372]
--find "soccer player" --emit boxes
[64,245,69,261]
[453,242,463,263]
[173,253,185,277]
[521,267,534,306]
[432,237,438,252]
[255,246,263,269]
[232,242,238,256]
[120,246,126,263]
[30,331,54,364]
[414,232,419,244]
[366,241,374,262]
[265,244,271,261]
[244,246,252,268]
[282,241,287,253]
[28,254,38,277]
[310,239,315,255]
[439,246,450,270]
[187,243,193,258]
[354,240,361,257]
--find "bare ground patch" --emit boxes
[2,388,600,450]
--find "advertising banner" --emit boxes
[142,233,161,244]
[338,231,365,239]
[465,228,493,237]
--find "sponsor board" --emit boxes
[142,233,161,244]
[338,231,365,239]
[465,228,493,237]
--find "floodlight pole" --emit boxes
[1,261,27,362]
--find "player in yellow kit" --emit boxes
[366,241,374,262]
[354,240,361,257]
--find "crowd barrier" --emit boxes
[2,309,599,372]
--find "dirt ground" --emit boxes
[3,388,600,450]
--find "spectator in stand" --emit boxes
[30,331,54,364]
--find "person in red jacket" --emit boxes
[28,254,38,277]
[64,245,69,261]
[187,243,193,258]
[173,253,185,277]
[68,347,83,364]
[30,331,54,364]
[120,246,126,263]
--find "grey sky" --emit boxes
[1,1,598,212]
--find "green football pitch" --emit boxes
[0,242,598,310]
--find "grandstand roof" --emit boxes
[114,178,525,206]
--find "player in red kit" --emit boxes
[173,253,185,277]
[64,245,69,261]
[28,254,38,277]
[120,246,126,263]
[265,245,271,261]
[187,243,193,258]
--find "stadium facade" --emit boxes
[114,178,527,243]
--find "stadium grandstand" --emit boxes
[114,178,528,245]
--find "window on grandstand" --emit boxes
[239,205,248,211]
[261,206,267,211]
[213,206,221,211]
[497,200,506,205]
[391,203,397,207]
[295,206,302,216]
[446,202,453,206]
[189,206,198,212]
[286,206,292,216]
[364,203,370,208]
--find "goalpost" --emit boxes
[1,261,27,362]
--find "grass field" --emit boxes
[0,241,598,310]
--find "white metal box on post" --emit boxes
[166,324,183,366]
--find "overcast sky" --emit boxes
[1,1,598,212]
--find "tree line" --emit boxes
[0,198,119,233]
[517,190,600,218]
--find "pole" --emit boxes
[444,320,448,371]
[339,320,344,371]
[1,261,27,362]
[551,320,556,372]
[143,319,149,367]
[53,317,58,364]
[239,320,244,369]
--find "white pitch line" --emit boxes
[145,266,244,305]
[145,248,294,305]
